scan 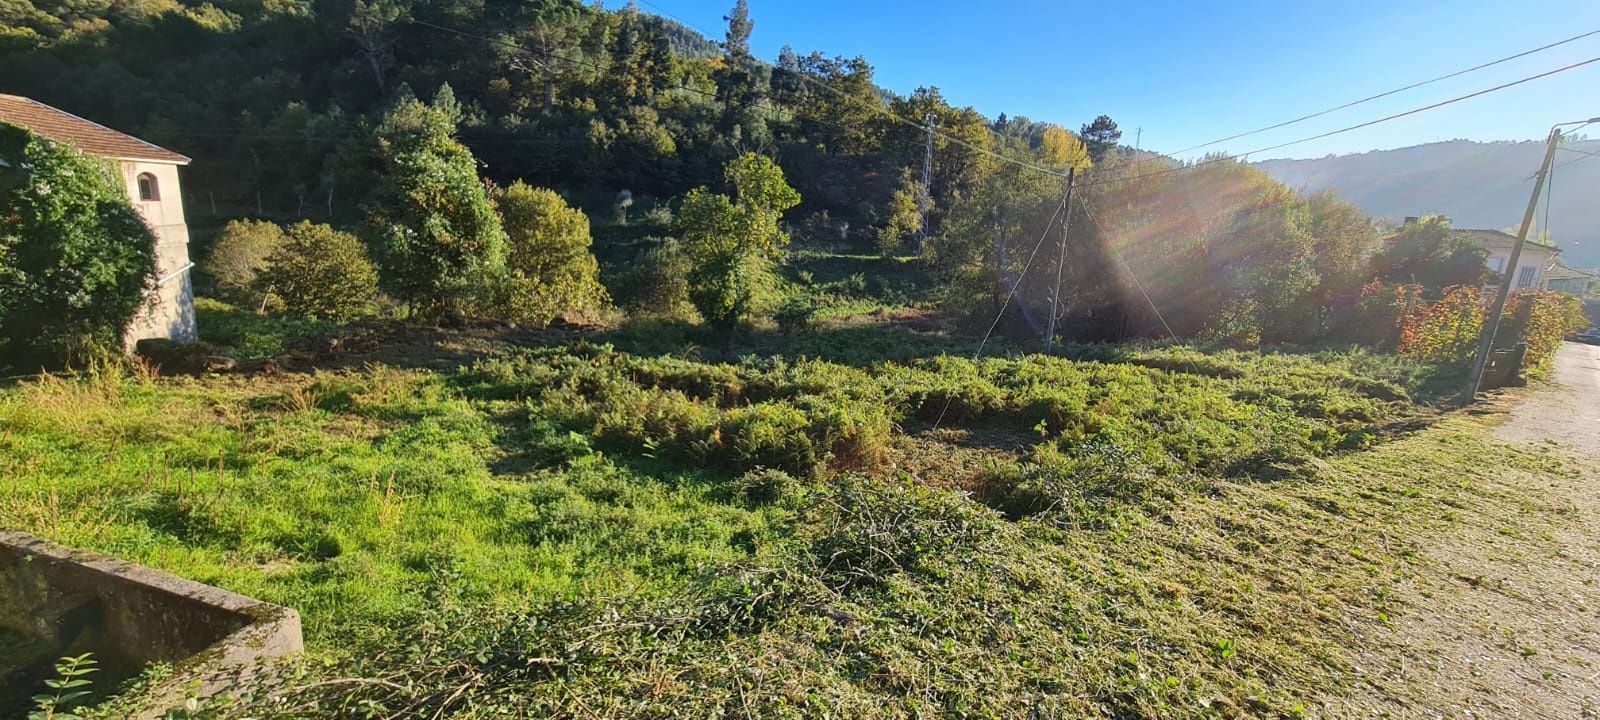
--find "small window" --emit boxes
[1488,256,1504,274]
[1517,266,1537,288]
[137,172,159,201]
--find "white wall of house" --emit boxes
[118,159,197,344]
[1484,244,1559,291]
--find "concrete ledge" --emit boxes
[0,531,302,717]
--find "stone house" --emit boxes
[0,94,196,345]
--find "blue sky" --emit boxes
[623,0,1600,160]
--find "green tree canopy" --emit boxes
[677,153,800,331]
[1372,216,1487,292]
[368,85,508,319]
[262,221,379,320]
[0,123,156,369]
[493,182,610,325]
[204,218,285,311]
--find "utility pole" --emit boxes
[1045,167,1077,354]
[1135,127,1142,151]
[918,113,936,247]
[1465,123,1569,398]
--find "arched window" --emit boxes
[137,172,159,201]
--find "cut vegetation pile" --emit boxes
[4,332,1576,718]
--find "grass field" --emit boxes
[3,288,1579,718]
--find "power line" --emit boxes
[1082,55,1600,190]
[1131,27,1600,168]
[635,0,1600,193]
[1075,200,1180,344]
[1528,124,1600,176]
[927,193,1070,431]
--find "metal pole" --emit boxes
[1466,126,1562,397]
[1046,167,1076,354]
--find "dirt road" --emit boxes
[1500,342,1600,448]
[1345,343,1600,718]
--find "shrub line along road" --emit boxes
[1345,342,1600,718]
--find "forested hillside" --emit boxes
[0,0,1490,346]
[1257,137,1600,267]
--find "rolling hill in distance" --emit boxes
[1256,137,1600,267]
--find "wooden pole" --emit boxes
[1045,167,1076,354]
[1466,126,1562,398]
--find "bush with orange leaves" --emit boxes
[1397,286,1585,373]
[1501,290,1587,377]
[1399,285,1484,365]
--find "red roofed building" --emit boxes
[0,94,196,344]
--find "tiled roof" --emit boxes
[1448,227,1559,251]
[0,94,188,164]
[1545,264,1596,281]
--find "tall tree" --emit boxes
[714,0,767,142]
[367,85,508,318]
[677,152,800,331]
[1080,115,1122,163]
[346,0,408,94]
[723,0,751,58]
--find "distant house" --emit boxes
[1544,264,1596,296]
[0,95,196,345]
[1452,227,1560,290]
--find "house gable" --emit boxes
[0,94,189,165]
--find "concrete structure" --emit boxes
[0,95,197,345]
[0,531,301,718]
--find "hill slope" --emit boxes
[1256,138,1600,267]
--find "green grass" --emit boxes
[0,323,1550,719]
[194,298,339,360]
[783,250,936,320]
[0,367,782,645]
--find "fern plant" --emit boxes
[29,653,97,720]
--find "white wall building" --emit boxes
[1453,228,1562,291]
[0,94,196,345]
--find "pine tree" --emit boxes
[1080,115,1122,163]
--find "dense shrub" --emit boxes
[261,222,379,320]
[1502,290,1587,376]
[773,293,818,332]
[1334,282,1421,348]
[1201,298,1262,349]
[719,403,820,477]
[0,124,156,369]
[730,468,800,506]
[1373,216,1487,290]
[1399,285,1483,365]
[493,182,610,325]
[610,239,694,317]
[1394,286,1582,373]
[203,219,284,310]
